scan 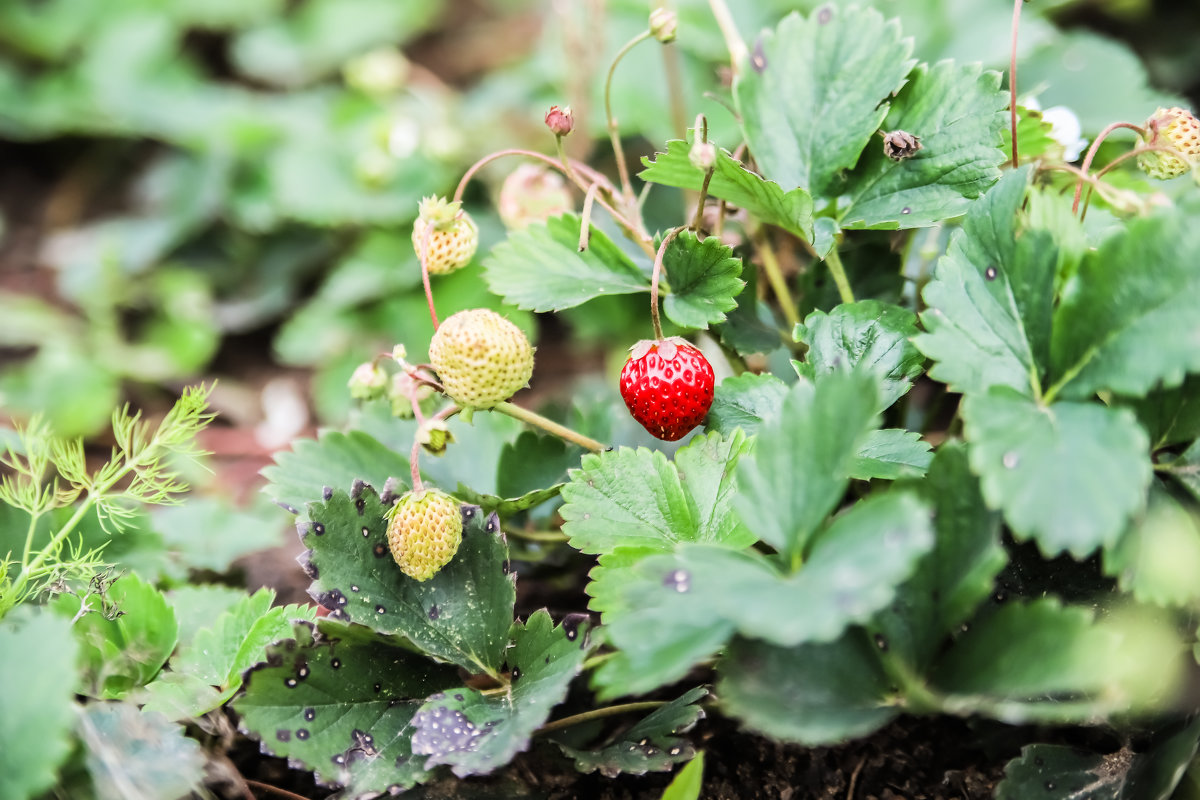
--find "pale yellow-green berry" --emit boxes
[1137,107,1200,180]
[428,309,534,409]
[412,196,479,274]
[386,489,463,581]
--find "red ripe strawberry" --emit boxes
[619,337,715,441]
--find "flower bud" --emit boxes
[649,8,678,43]
[349,362,388,401]
[545,105,574,137]
[689,140,716,171]
[388,372,433,418]
[882,130,922,161]
[417,419,455,456]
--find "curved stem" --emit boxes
[578,182,600,251]
[244,779,312,800]
[535,701,668,736]
[1070,121,1145,214]
[708,0,747,77]
[604,30,653,201]
[1009,0,1023,168]
[409,437,424,493]
[417,222,439,331]
[752,227,801,327]
[505,528,569,543]
[650,227,685,340]
[492,402,609,452]
[824,246,856,306]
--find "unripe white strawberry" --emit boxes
[386,489,463,581]
[428,309,534,409]
[1137,107,1200,180]
[498,164,573,230]
[412,196,479,274]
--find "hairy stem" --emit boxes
[823,245,856,306]
[492,402,608,452]
[708,0,747,77]
[753,228,801,327]
[536,701,668,736]
[651,227,685,340]
[604,30,653,201]
[1009,0,1023,168]
[417,222,439,331]
[578,182,600,251]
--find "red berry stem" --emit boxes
[650,226,685,341]
[417,223,440,331]
[1008,0,1025,169]
[1071,121,1145,214]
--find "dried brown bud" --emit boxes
[544,105,574,137]
[882,130,922,161]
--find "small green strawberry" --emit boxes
[1137,107,1200,180]
[386,489,463,581]
[429,308,534,408]
[412,196,479,274]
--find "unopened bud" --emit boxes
[649,8,678,43]
[689,140,716,171]
[388,372,433,418]
[545,105,574,137]
[343,47,410,95]
[349,362,388,401]
[882,130,922,161]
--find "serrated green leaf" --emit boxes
[483,214,648,313]
[78,703,206,800]
[639,140,813,240]
[560,430,755,555]
[848,428,932,481]
[717,630,898,746]
[705,372,789,437]
[302,484,514,674]
[995,718,1200,800]
[933,600,1184,722]
[734,371,880,562]
[963,389,1152,558]
[62,572,178,699]
[591,492,932,698]
[558,687,705,778]
[1050,210,1200,401]
[169,584,253,648]
[0,609,79,800]
[734,6,915,196]
[454,431,575,515]
[794,300,924,410]
[914,167,1055,398]
[1103,486,1200,608]
[263,430,410,516]
[840,61,1007,230]
[872,442,1005,669]
[662,231,744,330]
[411,610,593,777]
[660,750,705,800]
[234,619,461,796]
[1120,375,1200,450]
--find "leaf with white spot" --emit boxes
[234,619,461,797]
[557,687,706,778]
[411,610,594,777]
[301,482,515,675]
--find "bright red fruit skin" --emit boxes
[619,338,715,441]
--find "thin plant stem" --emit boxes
[492,402,608,452]
[244,780,313,800]
[536,701,668,736]
[823,245,856,306]
[578,182,600,251]
[417,222,439,331]
[1082,142,1190,219]
[689,115,714,233]
[505,528,570,543]
[752,228,801,327]
[661,33,689,138]
[650,227,686,340]
[1071,121,1145,214]
[554,133,587,195]
[708,0,747,77]
[410,437,424,493]
[1009,0,1023,168]
[604,30,653,201]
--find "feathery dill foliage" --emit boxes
[0,384,216,618]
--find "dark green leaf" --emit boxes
[662,231,745,330]
[639,139,813,240]
[0,609,79,800]
[734,371,880,561]
[963,389,1152,558]
[734,6,914,196]
[262,430,410,517]
[795,300,924,410]
[78,703,205,800]
[558,687,706,778]
[559,430,755,555]
[1119,375,1200,450]
[483,214,648,312]
[1103,486,1200,608]
[718,630,898,746]
[705,372,788,437]
[411,610,593,777]
[840,61,1007,230]
[1051,210,1200,400]
[914,167,1055,398]
[302,483,514,674]
[848,428,933,481]
[496,431,578,502]
[234,619,461,796]
[1164,440,1200,504]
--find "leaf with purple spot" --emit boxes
[410,610,594,777]
[233,619,461,798]
[300,482,515,675]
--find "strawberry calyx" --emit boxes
[417,195,466,229]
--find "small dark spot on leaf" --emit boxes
[984,265,998,280]
[322,485,333,501]
[1045,782,1056,791]
[351,478,366,498]
[376,605,386,614]
[901,207,912,215]
[374,683,382,693]
[328,608,350,622]
[350,584,359,592]
[817,5,833,24]
[276,730,291,742]
[284,677,298,688]
[331,658,342,669]
[312,521,326,535]
[318,589,348,609]
[296,729,310,740]
[373,543,388,558]
[874,634,889,651]
[485,511,500,533]
[751,39,767,73]
[1034,756,1044,766]
[332,754,345,766]
[455,693,465,701]
[388,698,403,707]
[544,656,550,664]
[511,667,521,681]
[428,604,440,620]
[297,553,318,579]
[356,497,366,515]
[562,612,589,644]
[304,708,316,721]
[361,526,370,537]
